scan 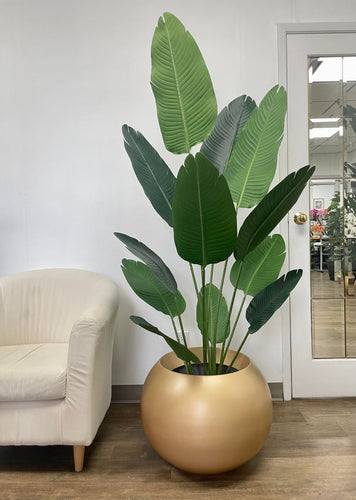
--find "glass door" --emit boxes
[309,56,356,360]
[286,32,356,397]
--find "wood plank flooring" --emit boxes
[311,271,356,358]
[0,400,355,499]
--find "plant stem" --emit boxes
[223,294,247,359]
[171,316,181,343]
[171,316,192,375]
[219,260,228,297]
[177,312,189,350]
[206,265,215,373]
[218,263,242,373]
[189,263,199,298]
[201,265,208,375]
[209,264,214,285]
[211,259,228,371]
[225,331,250,373]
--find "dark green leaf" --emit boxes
[151,12,217,154]
[200,95,256,174]
[230,235,286,296]
[172,153,237,266]
[130,315,201,364]
[122,259,185,316]
[235,165,315,261]
[246,269,303,334]
[122,125,176,226]
[224,86,287,207]
[196,284,230,344]
[115,232,177,293]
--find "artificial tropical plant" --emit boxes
[116,13,315,375]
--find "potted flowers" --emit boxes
[115,12,314,473]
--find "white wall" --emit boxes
[2,0,356,385]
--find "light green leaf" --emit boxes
[224,86,287,207]
[230,235,286,296]
[130,315,201,364]
[115,232,177,293]
[200,95,256,174]
[196,284,230,344]
[235,165,315,261]
[172,153,237,266]
[151,12,217,154]
[122,125,176,226]
[246,269,303,334]
[122,259,185,317]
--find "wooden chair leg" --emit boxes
[73,445,85,472]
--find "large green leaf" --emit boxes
[122,125,176,226]
[115,233,177,293]
[246,269,303,334]
[121,259,185,317]
[230,235,286,296]
[200,95,256,174]
[235,165,315,261]
[151,12,217,154]
[224,86,287,207]
[130,316,201,364]
[196,284,230,344]
[172,153,237,266]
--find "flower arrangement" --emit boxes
[311,224,325,238]
[310,208,328,220]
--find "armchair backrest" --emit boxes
[0,268,115,345]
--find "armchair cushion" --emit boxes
[0,343,68,402]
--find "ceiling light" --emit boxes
[310,118,340,123]
[309,126,343,139]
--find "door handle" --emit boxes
[294,212,308,225]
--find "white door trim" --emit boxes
[278,22,356,400]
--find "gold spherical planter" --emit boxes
[141,347,273,474]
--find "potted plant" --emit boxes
[115,12,314,474]
[324,191,343,280]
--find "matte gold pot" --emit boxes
[141,347,273,474]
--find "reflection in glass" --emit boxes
[344,118,356,177]
[344,180,356,285]
[343,56,356,111]
[309,57,342,122]
[308,56,356,359]
[344,190,356,240]
[346,299,356,357]
[309,180,344,292]
[311,268,344,298]
[309,57,342,83]
[344,238,356,278]
[309,118,343,178]
[312,299,345,358]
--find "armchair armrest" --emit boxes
[62,276,120,445]
[72,277,121,332]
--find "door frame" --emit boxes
[278,23,356,400]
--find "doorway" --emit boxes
[279,25,356,398]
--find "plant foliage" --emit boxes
[224,86,287,208]
[172,153,237,266]
[151,12,217,154]
[115,13,312,374]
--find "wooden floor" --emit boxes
[311,271,356,358]
[0,400,355,499]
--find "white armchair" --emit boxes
[0,268,120,471]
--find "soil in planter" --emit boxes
[173,364,238,375]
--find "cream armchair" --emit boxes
[0,268,120,471]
